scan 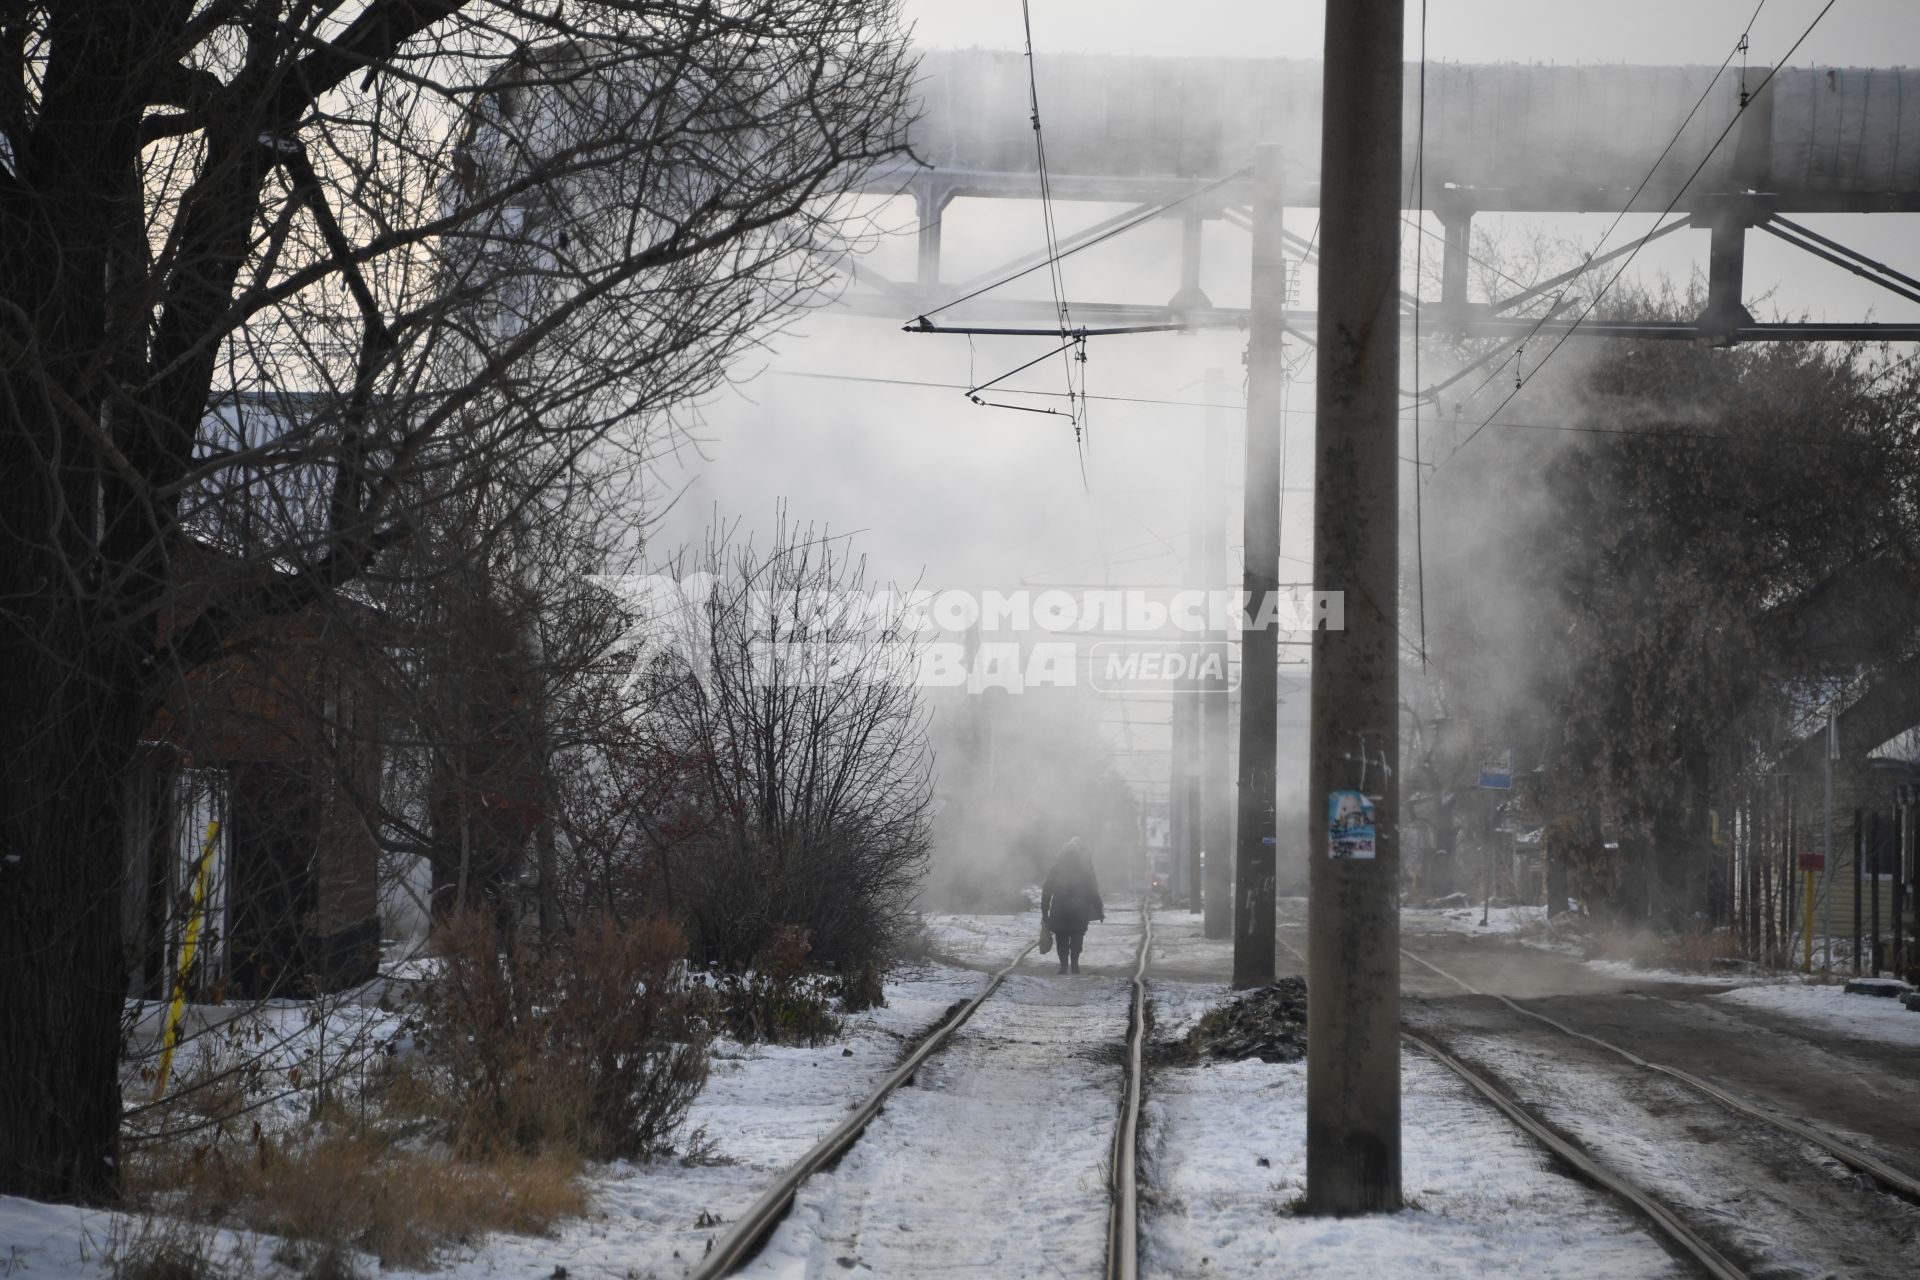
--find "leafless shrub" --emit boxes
[696,925,841,1046]
[836,963,889,1014]
[572,515,934,975]
[417,908,709,1160]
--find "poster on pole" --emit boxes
[1328,790,1377,860]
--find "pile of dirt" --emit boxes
[1169,978,1307,1064]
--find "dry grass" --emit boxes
[117,911,714,1268]
[103,1213,243,1280]
[126,1133,583,1269]
[1575,919,1738,973]
[1665,925,1731,972]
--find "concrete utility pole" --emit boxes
[1203,368,1233,938]
[1823,708,1835,978]
[1306,0,1404,1214]
[1183,464,1205,913]
[1169,687,1190,907]
[1232,146,1285,984]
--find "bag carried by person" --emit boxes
[1038,916,1054,955]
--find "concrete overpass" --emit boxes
[848,51,1920,341]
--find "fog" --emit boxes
[642,0,1920,906]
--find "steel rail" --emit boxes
[1106,900,1153,1280]
[1272,929,1751,1275]
[1402,1031,1751,1280]
[688,940,1037,1278]
[693,903,1156,1277]
[1400,945,1920,1207]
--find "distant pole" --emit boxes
[1170,655,1190,907]
[1853,808,1863,973]
[1184,471,1205,914]
[1232,145,1285,983]
[1306,0,1404,1215]
[1187,745,1203,912]
[1203,368,1235,939]
[1822,709,1834,979]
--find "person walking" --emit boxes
[1041,837,1104,974]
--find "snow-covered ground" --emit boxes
[24,897,1911,1279]
[741,902,1148,1277]
[1711,978,1920,1048]
[1400,903,1552,937]
[424,958,994,1280]
[9,951,1009,1280]
[1141,1048,1687,1278]
[1143,910,1688,1277]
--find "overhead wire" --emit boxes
[1018,0,1088,484]
[777,369,1900,452]
[1443,0,1823,471]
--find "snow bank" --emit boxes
[1711,979,1920,1049]
[1401,904,1551,937]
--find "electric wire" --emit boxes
[1439,0,1770,462]
[777,369,1902,452]
[1017,0,1088,482]
[1443,0,1830,471]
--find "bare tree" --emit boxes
[1422,284,1920,923]
[0,1,914,1202]
[564,516,935,973]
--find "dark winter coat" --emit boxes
[1042,849,1105,936]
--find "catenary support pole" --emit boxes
[1203,368,1234,938]
[1305,0,1404,1214]
[1170,634,1191,909]
[1183,481,1204,912]
[1854,808,1863,974]
[1872,812,1883,974]
[1823,709,1834,978]
[1232,145,1285,981]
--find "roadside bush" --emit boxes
[697,925,842,1046]
[836,962,887,1013]
[419,908,709,1160]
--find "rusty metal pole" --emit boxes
[1232,145,1285,981]
[1306,0,1404,1214]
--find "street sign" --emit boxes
[1476,746,1513,790]
[1797,851,1826,872]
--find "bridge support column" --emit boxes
[1170,209,1213,321]
[1698,198,1757,342]
[915,184,954,286]
[1438,202,1473,336]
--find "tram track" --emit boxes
[693,900,1154,1278]
[1398,942,1920,1210]
[1273,930,1764,1279]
